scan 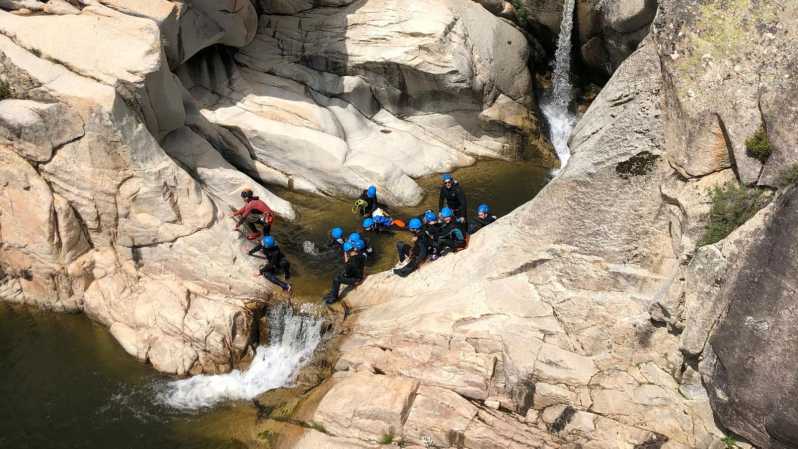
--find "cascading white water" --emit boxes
[540,0,577,169]
[158,304,323,410]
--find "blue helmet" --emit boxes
[440,207,454,219]
[441,173,453,182]
[343,241,354,252]
[408,218,423,231]
[352,239,366,251]
[477,204,490,214]
[348,232,362,242]
[423,210,437,223]
[362,217,375,230]
[330,227,344,239]
[366,185,377,198]
[261,236,276,248]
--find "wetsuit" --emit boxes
[358,190,389,217]
[254,246,291,291]
[468,215,497,234]
[435,221,466,255]
[438,182,467,221]
[326,252,367,303]
[233,197,274,234]
[394,231,433,277]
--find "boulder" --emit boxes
[652,0,798,185]
[0,99,84,162]
[177,0,258,63]
[310,42,725,449]
[702,187,798,448]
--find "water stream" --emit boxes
[158,304,323,410]
[540,0,577,169]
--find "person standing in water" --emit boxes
[356,185,389,217]
[438,174,467,225]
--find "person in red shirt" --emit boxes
[232,188,274,236]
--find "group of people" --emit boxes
[231,173,498,304]
[321,173,497,303]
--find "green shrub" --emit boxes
[746,127,771,163]
[511,0,529,27]
[777,163,798,188]
[699,182,771,246]
[721,435,738,449]
[0,78,10,100]
[378,429,395,445]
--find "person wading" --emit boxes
[355,185,389,217]
[438,174,467,225]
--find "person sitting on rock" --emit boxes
[433,207,466,258]
[468,204,497,235]
[393,218,433,278]
[232,188,274,238]
[252,236,292,294]
[355,185,389,217]
[438,174,467,225]
[323,241,367,304]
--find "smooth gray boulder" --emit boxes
[702,186,798,449]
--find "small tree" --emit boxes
[746,127,771,163]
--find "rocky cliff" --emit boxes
[1,1,797,448]
[283,1,798,449]
[0,0,549,374]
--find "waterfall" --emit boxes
[541,0,577,169]
[158,304,323,410]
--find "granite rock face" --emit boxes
[0,0,550,374]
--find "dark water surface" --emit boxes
[0,160,550,449]
[0,304,262,449]
[268,160,552,298]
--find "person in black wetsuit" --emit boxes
[393,218,433,278]
[250,236,292,293]
[434,207,466,257]
[323,241,367,304]
[468,203,497,235]
[356,185,389,217]
[438,174,467,225]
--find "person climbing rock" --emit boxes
[468,204,497,234]
[393,218,433,278]
[232,188,274,237]
[434,207,466,257]
[438,174,467,224]
[323,241,366,304]
[355,185,389,217]
[252,236,292,294]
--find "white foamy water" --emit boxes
[541,0,577,169]
[158,304,323,410]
